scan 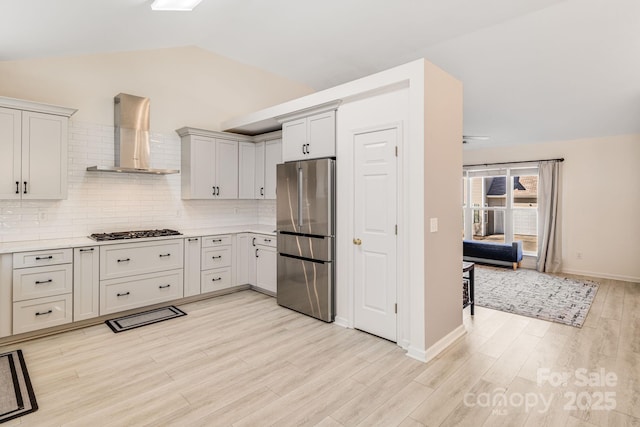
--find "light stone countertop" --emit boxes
[0,224,277,255]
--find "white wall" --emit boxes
[0,46,313,134]
[463,134,640,282]
[0,47,313,241]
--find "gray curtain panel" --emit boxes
[536,160,562,272]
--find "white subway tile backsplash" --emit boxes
[0,120,275,243]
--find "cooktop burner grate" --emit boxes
[89,229,182,241]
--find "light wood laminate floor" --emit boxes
[1,274,638,426]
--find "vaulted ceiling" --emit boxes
[2,0,638,146]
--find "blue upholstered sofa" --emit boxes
[463,240,523,270]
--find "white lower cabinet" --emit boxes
[236,233,254,285]
[251,234,277,295]
[201,267,232,293]
[100,270,184,315]
[184,237,202,297]
[73,246,99,321]
[98,239,184,316]
[200,234,234,294]
[12,248,73,334]
[13,294,73,334]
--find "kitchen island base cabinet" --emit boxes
[100,270,184,315]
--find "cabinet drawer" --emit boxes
[100,270,184,315]
[13,248,72,268]
[201,267,232,293]
[201,246,232,270]
[201,235,232,248]
[13,294,72,334]
[100,239,184,280]
[253,234,276,248]
[13,264,72,302]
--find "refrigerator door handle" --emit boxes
[297,166,303,228]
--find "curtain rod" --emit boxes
[463,158,564,168]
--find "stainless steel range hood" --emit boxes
[87,93,179,175]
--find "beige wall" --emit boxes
[463,134,640,282]
[423,60,464,348]
[0,46,314,133]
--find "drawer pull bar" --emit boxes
[212,277,222,282]
[35,310,53,316]
[159,284,171,289]
[211,239,222,243]
[117,258,131,263]
[116,292,130,297]
[211,255,222,259]
[35,256,53,261]
[188,238,199,242]
[264,239,272,243]
[159,253,171,258]
[79,248,94,252]
[35,279,53,285]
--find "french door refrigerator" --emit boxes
[276,158,335,322]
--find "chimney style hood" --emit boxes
[87,93,179,175]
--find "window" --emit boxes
[463,166,539,256]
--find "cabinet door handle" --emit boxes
[188,238,199,242]
[159,253,171,258]
[212,277,222,282]
[117,258,131,263]
[252,237,256,247]
[35,279,53,285]
[255,248,259,258]
[35,309,52,316]
[212,255,222,259]
[306,143,310,154]
[35,256,53,261]
[159,284,171,289]
[15,181,19,194]
[117,292,130,297]
[302,144,306,154]
[260,187,264,196]
[79,248,94,252]
[23,181,27,194]
[211,239,222,243]
[212,186,216,196]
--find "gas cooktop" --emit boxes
[89,229,182,241]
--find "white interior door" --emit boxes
[353,127,397,341]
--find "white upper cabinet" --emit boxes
[178,128,250,200]
[263,138,281,199]
[237,131,282,200]
[238,141,256,199]
[0,98,76,200]
[280,105,338,162]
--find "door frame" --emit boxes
[347,122,404,343]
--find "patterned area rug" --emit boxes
[474,266,599,327]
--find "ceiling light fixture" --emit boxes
[151,0,203,11]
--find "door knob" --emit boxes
[353,238,362,245]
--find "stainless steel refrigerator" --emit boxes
[276,158,335,322]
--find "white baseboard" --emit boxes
[406,324,466,363]
[561,268,639,284]
[334,316,349,328]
